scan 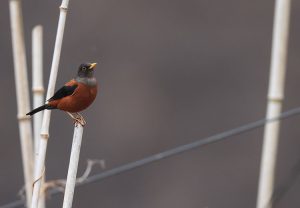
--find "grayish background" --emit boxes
[1,0,300,207]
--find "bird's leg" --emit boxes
[66,112,86,126]
[67,112,76,120]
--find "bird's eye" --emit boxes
[82,67,87,71]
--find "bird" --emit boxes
[26,62,98,126]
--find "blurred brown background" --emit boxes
[1,0,300,207]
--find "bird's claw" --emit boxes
[73,117,86,126]
[67,112,86,126]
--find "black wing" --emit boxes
[48,84,78,101]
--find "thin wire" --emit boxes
[2,107,300,208]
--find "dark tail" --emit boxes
[26,104,55,116]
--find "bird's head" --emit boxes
[77,62,97,78]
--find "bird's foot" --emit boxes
[74,116,86,126]
[75,113,86,126]
[67,112,86,126]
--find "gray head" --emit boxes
[77,63,97,78]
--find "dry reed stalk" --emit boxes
[32,25,46,208]
[62,125,84,208]
[31,0,70,207]
[32,25,44,156]
[9,0,34,207]
[256,0,291,207]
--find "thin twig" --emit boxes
[42,159,105,194]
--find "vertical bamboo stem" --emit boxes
[256,0,291,208]
[9,1,34,207]
[62,125,84,208]
[32,25,46,208]
[32,25,44,154]
[31,0,70,208]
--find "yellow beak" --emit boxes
[89,63,97,69]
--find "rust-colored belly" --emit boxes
[49,83,97,113]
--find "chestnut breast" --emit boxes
[56,82,98,113]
